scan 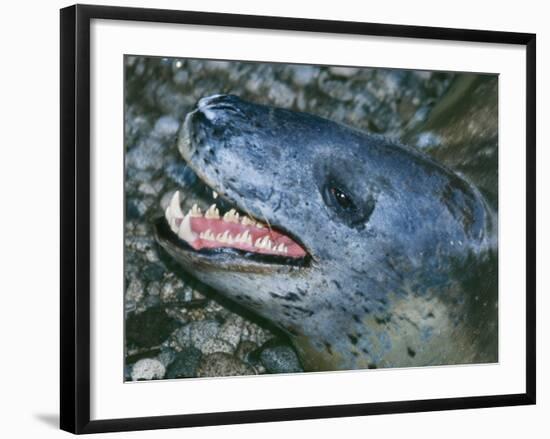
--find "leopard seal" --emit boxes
[154,94,498,371]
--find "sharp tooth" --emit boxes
[242,230,252,245]
[255,221,265,229]
[224,231,235,244]
[283,245,288,253]
[231,209,239,222]
[204,229,214,240]
[213,191,218,199]
[240,230,250,244]
[254,235,272,250]
[234,233,242,243]
[169,191,184,220]
[205,204,220,219]
[276,243,285,252]
[242,216,254,227]
[177,213,196,243]
[190,204,202,217]
[216,230,231,243]
[223,209,239,223]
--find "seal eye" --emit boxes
[315,161,376,228]
[321,180,376,228]
[330,187,357,211]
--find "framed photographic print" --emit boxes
[60,4,536,434]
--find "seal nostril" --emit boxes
[198,94,244,111]
[197,94,227,109]
[209,103,242,113]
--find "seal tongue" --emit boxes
[165,191,306,258]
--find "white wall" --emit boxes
[0,0,547,437]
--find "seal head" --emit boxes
[154,94,497,371]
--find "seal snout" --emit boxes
[178,94,243,159]
[179,93,252,162]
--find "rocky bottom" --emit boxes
[124,232,304,380]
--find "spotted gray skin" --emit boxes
[155,94,498,371]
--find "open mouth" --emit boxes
[159,168,308,265]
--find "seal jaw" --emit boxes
[154,216,310,273]
[164,190,306,258]
[154,168,310,270]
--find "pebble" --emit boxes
[153,115,180,139]
[156,350,174,370]
[144,248,160,263]
[217,315,244,349]
[155,84,186,116]
[318,73,354,102]
[179,285,194,302]
[197,353,256,377]
[142,263,165,282]
[240,321,271,346]
[138,182,157,195]
[200,338,235,355]
[268,82,295,107]
[125,199,146,220]
[328,66,360,78]
[175,320,221,351]
[131,358,166,381]
[165,347,202,379]
[126,307,179,348]
[125,278,144,302]
[127,236,156,254]
[161,277,184,302]
[173,69,189,86]
[290,65,318,86]
[258,339,303,374]
[125,137,165,171]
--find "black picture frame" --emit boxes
[60,4,536,434]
